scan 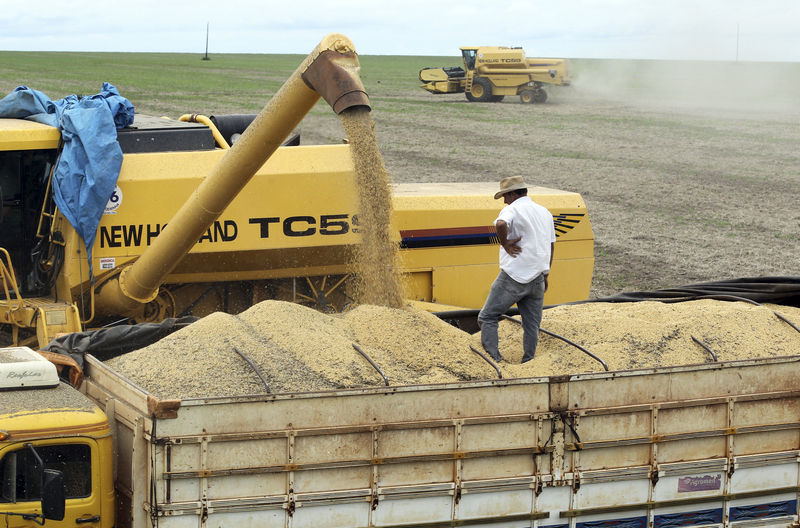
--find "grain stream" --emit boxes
[105,299,800,399]
[340,107,404,308]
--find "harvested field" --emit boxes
[4,53,798,387]
[106,299,800,398]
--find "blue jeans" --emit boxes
[478,271,545,363]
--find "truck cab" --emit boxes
[0,347,114,527]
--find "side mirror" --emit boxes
[41,469,65,521]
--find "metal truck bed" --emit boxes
[82,353,800,528]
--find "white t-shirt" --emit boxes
[495,196,556,283]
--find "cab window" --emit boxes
[0,444,90,502]
[462,49,477,70]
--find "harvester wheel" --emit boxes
[467,77,493,103]
[271,274,354,313]
[533,88,548,104]
[519,90,536,104]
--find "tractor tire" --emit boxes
[467,77,493,102]
[533,88,548,104]
[519,89,536,104]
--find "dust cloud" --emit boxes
[567,59,800,117]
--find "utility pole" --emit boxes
[736,23,739,62]
[202,22,210,61]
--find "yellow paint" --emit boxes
[0,118,60,150]
[0,394,114,527]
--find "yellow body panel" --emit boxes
[62,154,593,309]
[464,46,571,85]
[77,144,360,287]
[0,119,60,151]
[393,183,593,307]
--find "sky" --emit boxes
[1,0,798,62]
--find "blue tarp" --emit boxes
[0,82,134,278]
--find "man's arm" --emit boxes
[496,219,521,257]
[544,242,554,290]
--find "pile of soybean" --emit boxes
[106,299,800,399]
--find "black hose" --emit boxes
[232,346,271,393]
[468,345,503,379]
[501,315,609,371]
[352,343,389,386]
[691,336,719,362]
[774,312,800,334]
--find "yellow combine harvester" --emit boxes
[420,46,571,103]
[0,36,593,348]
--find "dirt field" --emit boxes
[299,59,800,298]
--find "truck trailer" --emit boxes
[2,340,799,527]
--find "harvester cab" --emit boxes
[462,48,478,70]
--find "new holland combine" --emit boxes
[419,46,571,103]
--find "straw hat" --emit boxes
[494,176,528,199]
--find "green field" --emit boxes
[2,50,798,297]
[0,51,451,116]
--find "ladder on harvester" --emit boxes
[1,247,28,346]
[1,158,82,348]
[465,71,474,95]
[0,248,82,347]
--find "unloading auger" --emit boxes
[93,34,371,318]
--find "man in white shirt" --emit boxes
[478,176,555,363]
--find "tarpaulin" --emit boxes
[42,316,198,367]
[0,83,135,277]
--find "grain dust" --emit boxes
[0,383,97,414]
